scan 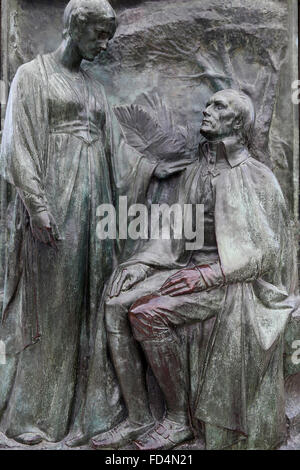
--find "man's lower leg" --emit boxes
[140,334,189,425]
[108,331,153,425]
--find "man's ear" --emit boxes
[233,116,243,131]
[69,15,80,41]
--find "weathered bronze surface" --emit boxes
[0,0,299,451]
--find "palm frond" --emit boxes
[114,103,188,161]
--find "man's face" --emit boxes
[72,17,115,61]
[200,92,240,140]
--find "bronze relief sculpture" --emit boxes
[0,0,299,451]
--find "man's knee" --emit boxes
[129,294,167,342]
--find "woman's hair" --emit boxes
[63,0,116,39]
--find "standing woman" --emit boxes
[0,0,156,445]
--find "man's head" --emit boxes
[200,89,255,144]
[63,0,117,61]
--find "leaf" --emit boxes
[142,93,176,136]
[141,93,193,158]
[114,104,187,161]
[114,105,165,157]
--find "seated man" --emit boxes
[92,89,297,450]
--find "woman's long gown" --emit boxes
[0,53,155,442]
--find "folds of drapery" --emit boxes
[0,55,156,355]
[0,177,13,290]
[0,61,49,216]
[194,158,298,448]
[0,59,49,355]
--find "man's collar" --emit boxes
[200,136,250,168]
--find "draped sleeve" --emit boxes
[0,61,49,216]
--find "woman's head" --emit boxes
[63,0,117,60]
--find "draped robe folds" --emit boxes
[0,54,156,441]
[195,157,298,449]
[122,147,298,449]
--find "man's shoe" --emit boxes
[91,418,155,449]
[134,418,194,450]
[65,431,88,448]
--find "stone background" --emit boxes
[0,0,299,450]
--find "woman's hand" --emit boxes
[30,210,59,249]
[109,264,149,297]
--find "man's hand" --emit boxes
[154,159,192,179]
[160,267,205,297]
[109,263,149,297]
[30,210,59,249]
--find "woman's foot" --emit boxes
[91,418,155,450]
[13,433,44,446]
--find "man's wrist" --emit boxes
[196,262,226,290]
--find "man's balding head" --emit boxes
[200,89,255,144]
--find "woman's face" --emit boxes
[72,16,116,61]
